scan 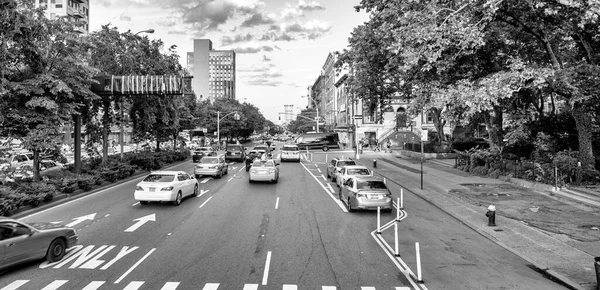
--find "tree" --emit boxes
[287,108,318,133]
[0,0,98,180]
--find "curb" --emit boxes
[11,159,190,220]
[356,159,587,290]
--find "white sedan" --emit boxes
[335,165,372,187]
[134,171,199,206]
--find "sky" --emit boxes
[90,0,370,124]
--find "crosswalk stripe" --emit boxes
[362,287,376,290]
[0,280,29,290]
[282,285,298,290]
[242,284,259,290]
[322,287,336,290]
[202,283,220,290]
[123,281,144,290]
[160,282,180,290]
[40,280,68,290]
[81,281,105,290]
[395,288,412,290]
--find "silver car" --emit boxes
[339,176,393,212]
[194,156,228,179]
[249,159,280,183]
[0,217,79,270]
[335,165,372,187]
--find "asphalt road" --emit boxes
[0,143,568,289]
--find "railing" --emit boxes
[379,127,397,142]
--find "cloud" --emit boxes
[262,55,271,61]
[155,18,177,27]
[297,0,325,12]
[119,13,132,21]
[173,0,265,32]
[260,32,295,41]
[244,79,283,86]
[240,13,274,27]
[221,33,254,46]
[232,45,277,54]
[281,20,331,39]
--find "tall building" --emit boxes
[35,0,89,34]
[283,105,294,124]
[187,39,236,101]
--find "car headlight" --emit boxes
[268,169,275,173]
[161,186,174,191]
[210,165,219,169]
[135,186,143,191]
[356,193,366,198]
[250,169,257,173]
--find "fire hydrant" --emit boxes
[373,159,377,168]
[486,205,496,226]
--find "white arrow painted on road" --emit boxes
[124,214,156,232]
[196,189,209,197]
[65,213,96,227]
[200,178,212,184]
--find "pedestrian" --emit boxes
[342,136,348,149]
[374,138,381,152]
[386,139,391,153]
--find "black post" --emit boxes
[420,139,423,190]
[74,114,81,175]
[594,257,600,290]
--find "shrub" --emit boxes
[77,174,97,191]
[488,169,502,179]
[471,166,488,176]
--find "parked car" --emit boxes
[225,144,246,163]
[339,176,393,212]
[280,144,300,162]
[294,132,340,151]
[249,159,280,183]
[194,156,228,178]
[8,152,34,168]
[326,158,357,182]
[335,165,372,187]
[134,171,199,206]
[0,217,79,270]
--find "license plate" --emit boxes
[149,188,155,192]
[370,195,382,199]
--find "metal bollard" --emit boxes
[376,207,381,234]
[373,159,377,168]
[595,257,600,290]
[394,222,400,256]
[486,205,496,226]
[416,242,423,283]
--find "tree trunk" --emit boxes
[156,139,160,152]
[487,106,504,149]
[101,98,111,164]
[32,150,40,181]
[430,108,446,146]
[571,103,595,169]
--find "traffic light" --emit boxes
[278,115,281,120]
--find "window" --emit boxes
[143,174,175,182]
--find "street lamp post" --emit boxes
[217,111,240,150]
[134,29,155,35]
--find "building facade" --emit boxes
[283,105,294,124]
[187,39,236,101]
[35,0,89,33]
[321,53,337,130]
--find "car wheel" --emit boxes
[46,238,66,262]
[173,192,182,206]
[273,177,278,184]
[347,197,354,212]
[322,146,329,151]
[195,174,201,179]
[225,168,228,175]
[193,185,199,197]
[332,176,336,182]
[249,178,253,183]
[140,201,148,205]
[385,208,393,213]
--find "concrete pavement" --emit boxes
[351,149,599,290]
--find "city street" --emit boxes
[0,145,567,289]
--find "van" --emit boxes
[225,144,246,162]
[295,133,339,151]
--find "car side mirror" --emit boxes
[276,163,280,166]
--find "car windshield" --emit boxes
[357,181,387,190]
[347,169,370,176]
[200,157,219,164]
[338,161,356,167]
[199,148,210,151]
[143,174,175,182]
[252,160,274,167]
[254,146,268,150]
[227,146,243,151]
[282,146,298,151]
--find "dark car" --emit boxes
[191,147,216,163]
[295,132,340,151]
[225,144,246,163]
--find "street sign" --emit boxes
[421,129,428,141]
[353,115,363,119]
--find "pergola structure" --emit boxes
[71,75,193,174]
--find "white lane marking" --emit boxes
[317,168,321,173]
[261,251,272,285]
[362,287,376,290]
[160,282,180,290]
[231,166,237,170]
[199,196,213,208]
[50,221,62,224]
[228,177,233,182]
[301,163,348,213]
[321,174,326,180]
[114,248,156,284]
[40,280,68,290]
[82,281,105,290]
[66,213,96,227]
[238,167,245,173]
[197,190,210,198]
[124,214,156,232]
[275,197,280,209]
[122,281,144,290]
[276,154,281,159]
[396,288,412,290]
[132,202,140,206]
[326,183,334,193]
[243,284,259,290]
[322,287,336,290]
[282,285,298,290]
[314,164,318,167]
[1,280,29,290]
[200,178,211,184]
[202,283,220,290]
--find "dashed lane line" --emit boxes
[114,248,156,284]
[300,162,348,213]
[326,183,335,193]
[275,197,279,209]
[199,196,213,208]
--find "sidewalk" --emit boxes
[352,150,598,290]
